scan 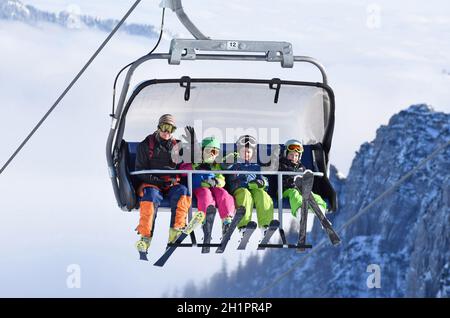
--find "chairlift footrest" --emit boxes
[296,244,313,252]
[197,243,222,247]
[257,243,313,249]
[166,243,194,247]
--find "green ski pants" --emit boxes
[282,188,327,217]
[234,187,274,228]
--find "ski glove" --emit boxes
[201,178,217,188]
[248,179,265,190]
[182,126,200,163]
[222,152,239,163]
[182,126,198,145]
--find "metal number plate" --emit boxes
[226,41,240,50]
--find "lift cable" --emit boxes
[0,0,145,175]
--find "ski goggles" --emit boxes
[237,136,257,148]
[204,147,220,156]
[158,123,176,133]
[287,144,304,153]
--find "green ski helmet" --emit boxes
[284,139,304,157]
[201,137,220,163]
[201,137,221,150]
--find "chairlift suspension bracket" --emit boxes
[161,0,294,68]
[169,39,295,68]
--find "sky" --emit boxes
[18,0,450,173]
[0,0,449,297]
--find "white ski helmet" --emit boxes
[284,139,304,157]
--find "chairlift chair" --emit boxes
[106,0,337,251]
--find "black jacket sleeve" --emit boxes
[278,157,291,172]
[279,157,305,190]
[135,138,164,187]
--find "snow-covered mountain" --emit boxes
[0,0,158,38]
[182,104,450,298]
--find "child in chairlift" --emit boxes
[180,137,235,235]
[225,135,274,236]
[279,139,327,218]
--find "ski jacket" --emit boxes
[135,132,181,188]
[179,162,226,190]
[278,156,306,190]
[225,156,268,194]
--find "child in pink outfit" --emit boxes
[180,137,235,235]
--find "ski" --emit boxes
[139,251,148,261]
[153,211,205,267]
[294,170,341,248]
[136,238,151,261]
[201,205,217,253]
[308,196,341,245]
[295,170,314,251]
[215,206,245,253]
[237,221,257,250]
[257,219,280,250]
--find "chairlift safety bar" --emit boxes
[130,169,324,177]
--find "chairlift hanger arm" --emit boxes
[161,0,208,40]
[125,53,327,86]
[161,1,295,68]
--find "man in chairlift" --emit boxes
[225,135,274,236]
[134,114,192,255]
[279,139,327,219]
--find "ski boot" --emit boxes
[136,236,151,261]
[168,227,183,243]
[221,216,233,237]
